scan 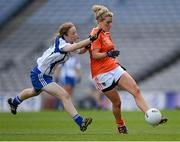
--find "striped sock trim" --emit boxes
[73,114,83,126]
[73,114,80,120]
[12,96,23,106]
[16,96,22,103]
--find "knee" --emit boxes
[24,88,38,96]
[133,85,141,97]
[31,89,39,96]
[61,93,71,101]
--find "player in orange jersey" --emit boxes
[87,5,168,134]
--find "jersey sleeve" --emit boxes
[90,29,101,50]
[59,38,71,51]
[91,37,101,50]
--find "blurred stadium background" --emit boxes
[0,0,180,112]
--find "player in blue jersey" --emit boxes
[7,22,101,132]
[54,56,82,109]
[54,56,82,97]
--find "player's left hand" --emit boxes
[107,50,120,58]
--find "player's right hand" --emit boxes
[89,29,102,42]
[107,50,120,58]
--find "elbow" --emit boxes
[92,54,101,60]
[92,52,107,60]
[92,56,98,60]
[92,53,97,59]
[65,43,78,52]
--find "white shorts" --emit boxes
[93,66,126,92]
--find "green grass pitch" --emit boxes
[0,110,179,141]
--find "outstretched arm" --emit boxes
[63,29,102,52]
[77,44,91,54]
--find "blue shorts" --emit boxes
[60,76,77,88]
[30,66,53,93]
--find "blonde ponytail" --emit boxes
[92,5,113,21]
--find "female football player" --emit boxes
[54,56,82,109]
[88,5,168,134]
[8,22,101,132]
[54,56,82,97]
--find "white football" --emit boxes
[145,108,162,126]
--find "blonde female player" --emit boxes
[88,5,168,134]
[8,22,101,132]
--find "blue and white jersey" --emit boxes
[36,36,71,76]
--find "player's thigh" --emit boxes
[42,82,69,99]
[104,89,121,105]
[117,72,139,94]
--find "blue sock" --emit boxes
[73,114,83,126]
[12,96,23,106]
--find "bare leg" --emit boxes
[118,72,149,113]
[18,88,40,101]
[104,89,128,134]
[42,82,92,131]
[63,85,73,96]
[7,88,39,115]
[104,89,122,122]
[42,82,78,117]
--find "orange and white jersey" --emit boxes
[89,27,119,78]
